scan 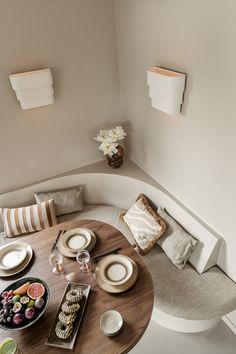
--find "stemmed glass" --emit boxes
[49,249,65,275]
[76,249,91,272]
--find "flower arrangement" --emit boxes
[94,126,126,157]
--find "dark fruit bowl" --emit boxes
[0,277,50,331]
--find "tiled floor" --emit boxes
[130,319,236,354]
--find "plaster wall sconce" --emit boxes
[147,67,186,115]
[9,68,54,109]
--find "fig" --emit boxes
[13,313,24,325]
[20,296,29,305]
[25,307,36,320]
[13,302,22,313]
[35,298,44,309]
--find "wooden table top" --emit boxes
[0,219,154,354]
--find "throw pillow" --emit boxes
[121,194,166,254]
[157,207,198,269]
[34,185,83,216]
[0,199,57,237]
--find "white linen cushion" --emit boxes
[157,207,198,269]
[34,185,83,216]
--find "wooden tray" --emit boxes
[46,282,91,350]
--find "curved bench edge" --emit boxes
[152,307,220,333]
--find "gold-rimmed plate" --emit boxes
[57,228,96,258]
[61,228,91,253]
[97,254,134,286]
[0,242,33,277]
[95,258,138,293]
[0,243,27,270]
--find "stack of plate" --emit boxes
[57,228,96,258]
[0,241,33,277]
[100,310,123,336]
[95,254,138,293]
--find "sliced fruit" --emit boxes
[13,302,22,313]
[0,337,17,354]
[20,296,29,305]
[12,295,21,304]
[13,282,30,296]
[27,300,35,308]
[27,283,45,300]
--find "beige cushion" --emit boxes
[121,194,166,254]
[0,199,57,237]
[157,207,198,269]
[34,186,83,216]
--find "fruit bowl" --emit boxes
[0,277,50,331]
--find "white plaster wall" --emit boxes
[115,0,236,281]
[0,0,120,193]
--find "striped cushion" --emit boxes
[121,194,166,254]
[0,199,57,237]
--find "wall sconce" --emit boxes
[9,68,54,109]
[147,67,186,115]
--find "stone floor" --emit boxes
[130,319,236,354]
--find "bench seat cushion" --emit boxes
[1,204,236,321]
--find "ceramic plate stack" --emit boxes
[95,254,138,293]
[57,228,96,258]
[0,241,33,277]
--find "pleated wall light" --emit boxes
[147,67,186,115]
[9,68,54,109]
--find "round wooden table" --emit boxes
[0,220,154,354]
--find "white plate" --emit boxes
[0,242,33,278]
[61,228,91,253]
[0,243,27,270]
[57,228,96,258]
[98,254,133,286]
[100,310,123,336]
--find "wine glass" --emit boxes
[76,249,91,272]
[49,249,65,274]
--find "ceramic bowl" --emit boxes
[100,310,123,336]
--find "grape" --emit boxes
[2,291,8,299]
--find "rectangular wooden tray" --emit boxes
[46,282,91,350]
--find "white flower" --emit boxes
[114,126,126,140]
[94,126,126,156]
[94,129,108,142]
[99,142,118,156]
[108,129,119,142]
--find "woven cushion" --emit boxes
[157,207,198,269]
[121,194,166,254]
[0,199,57,237]
[34,185,83,216]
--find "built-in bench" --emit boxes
[1,173,236,333]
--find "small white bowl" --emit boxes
[100,310,123,336]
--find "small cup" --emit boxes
[100,310,123,336]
